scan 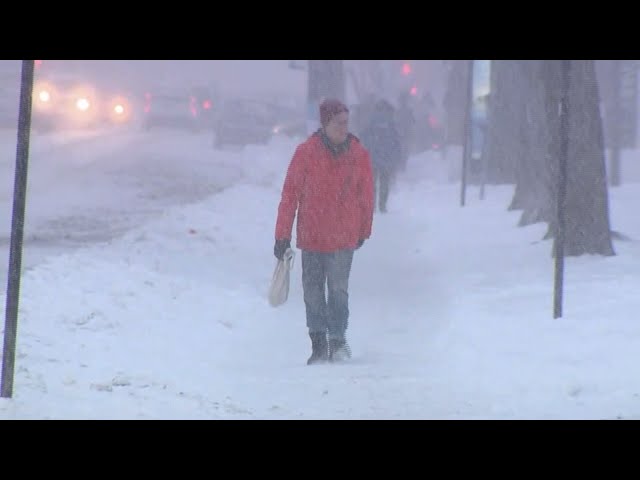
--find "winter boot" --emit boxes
[329,336,351,362]
[307,331,329,365]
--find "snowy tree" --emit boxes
[510,60,554,227]
[442,60,469,149]
[543,60,615,257]
[480,60,522,185]
[485,60,614,256]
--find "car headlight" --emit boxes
[76,98,90,111]
[33,82,57,110]
[108,96,131,123]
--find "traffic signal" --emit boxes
[402,62,412,76]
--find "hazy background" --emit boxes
[0,60,449,108]
[35,60,309,99]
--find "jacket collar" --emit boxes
[316,129,353,157]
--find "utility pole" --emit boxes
[553,60,570,320]
[2,60,35,398]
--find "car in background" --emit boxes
[212,98,279,148]
[142,86,214,132]
[190,85,215,129]
[269,104,307,139]
[32,73,134,132]
[271,119,307,139]
[212,99,305,147]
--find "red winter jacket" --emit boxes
[275,132,374,252]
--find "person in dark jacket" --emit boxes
[395,92,416,171]
[273,98,375,365]
[353,93,378,138]
[360,99,404,213]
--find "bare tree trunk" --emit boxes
[346,61,396,103]
[513,60,554,226]
[509,60,535,212]
[481,61,521,186]
[345,62,364,102]
[543,60,615,256]
[443,60,468,148]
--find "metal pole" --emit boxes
[460,60,474,207]
[553,60,570,320]
[2,60,35,398]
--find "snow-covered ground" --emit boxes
[0,128,639,419]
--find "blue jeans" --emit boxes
[301,249,354,339]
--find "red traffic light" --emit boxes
[402,63,412,76]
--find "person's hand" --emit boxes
[274,239,291,260]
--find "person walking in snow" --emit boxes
[395,92,416,171]
[359,99,404,213]
[273,98,375,365]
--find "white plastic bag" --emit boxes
[268,248,295,307]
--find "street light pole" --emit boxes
[2,60,35,398]
[553,60,570,320]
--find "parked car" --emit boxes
[190,85,215,129]
[271,119,307,139]
[142,86,214,132]
[212,98,279,147]
[270,105,307,139]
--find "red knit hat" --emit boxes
[319,98,349,127]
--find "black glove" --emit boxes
[274,239,291,260]
[356,238,365,249]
